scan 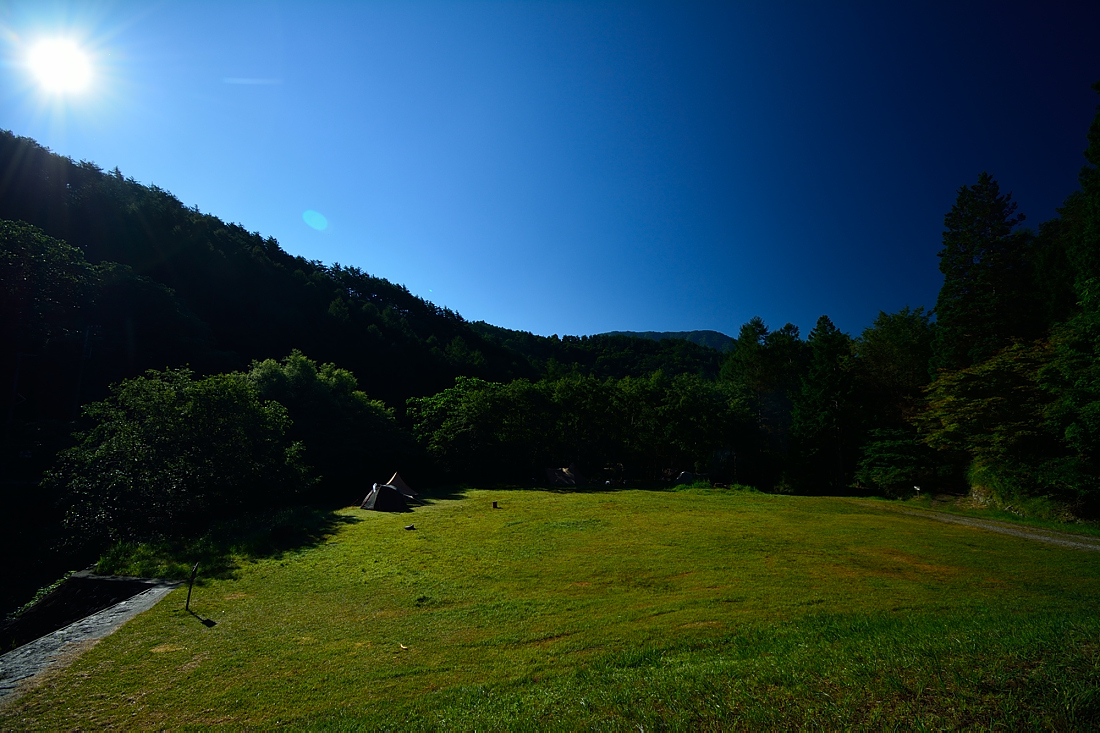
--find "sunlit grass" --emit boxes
[3,487,1098,729]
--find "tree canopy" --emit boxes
[45,368,312,545]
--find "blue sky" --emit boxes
[2,1,1098,339]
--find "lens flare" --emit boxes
[28,38,92,93]
[303,210,328,231]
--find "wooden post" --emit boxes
[185,562,199,611]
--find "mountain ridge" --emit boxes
[602,330,734,352]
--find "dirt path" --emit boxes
[0,581,180,706]
[845,499,1100,552]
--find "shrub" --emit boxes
[854,428,945,497]
[46,368,314,546]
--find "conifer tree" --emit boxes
[931,172,1029,373]
[791,315,855,491]
[1059,81,1100,292]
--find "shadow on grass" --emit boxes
[350,480,737,504]
[94,506,363,583]
[187,609,217,628]
[413,484,471,505]
[432,481,748,496]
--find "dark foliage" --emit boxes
[790,316,860,493]
[470,322,726,380]
[601,329,735,352]
[407,372,752,484]
[44,368,313,547]
[854,427,946,498]
[248,351,411,503]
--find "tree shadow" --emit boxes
[411,484,471,505]
[93,506,363,583]
[395,481,747,505]
[449,481,696,495]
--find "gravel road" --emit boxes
[845,500,1100,552]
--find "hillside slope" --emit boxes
[0,131,532,415]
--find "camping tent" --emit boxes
[546,465,583,486]
[386,472,417,499]
[360,483,408,511]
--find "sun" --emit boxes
[28,38,92,93]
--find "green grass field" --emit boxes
[3,487,1099,729]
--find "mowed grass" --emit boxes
[3,487,1100,729]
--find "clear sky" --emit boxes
[2,1,1098,339]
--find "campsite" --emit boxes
[4,3,1100,728]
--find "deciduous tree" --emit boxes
[46,368,312,545]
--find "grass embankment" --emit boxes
[2,488,1098,729]
[895,492,1100,539]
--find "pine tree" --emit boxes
[791,315,855,492]
[931,172,1030,372]
[1060,81,1100,292]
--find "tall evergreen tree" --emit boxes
[719,317,770,390]
[1030,81,1100,508]
[855,306,934,426]
[931,172,1031,372]
[791,315,855,492]
[1060,81,1100,293]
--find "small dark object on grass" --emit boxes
[405,524,416,531]
[492,501,498,509]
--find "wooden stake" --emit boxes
[185,562,199,611]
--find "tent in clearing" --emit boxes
[360,483,408,511]
[387,473,417,499]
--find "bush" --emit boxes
[45,368,314,546]
[854,428,946,497]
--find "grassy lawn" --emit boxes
[3,487,1099,729]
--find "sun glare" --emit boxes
[28,38,92,93]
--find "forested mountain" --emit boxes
[0,130,532,413]
[0,131,523,611]
[602,330,734,352]
[470,322,725,379]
